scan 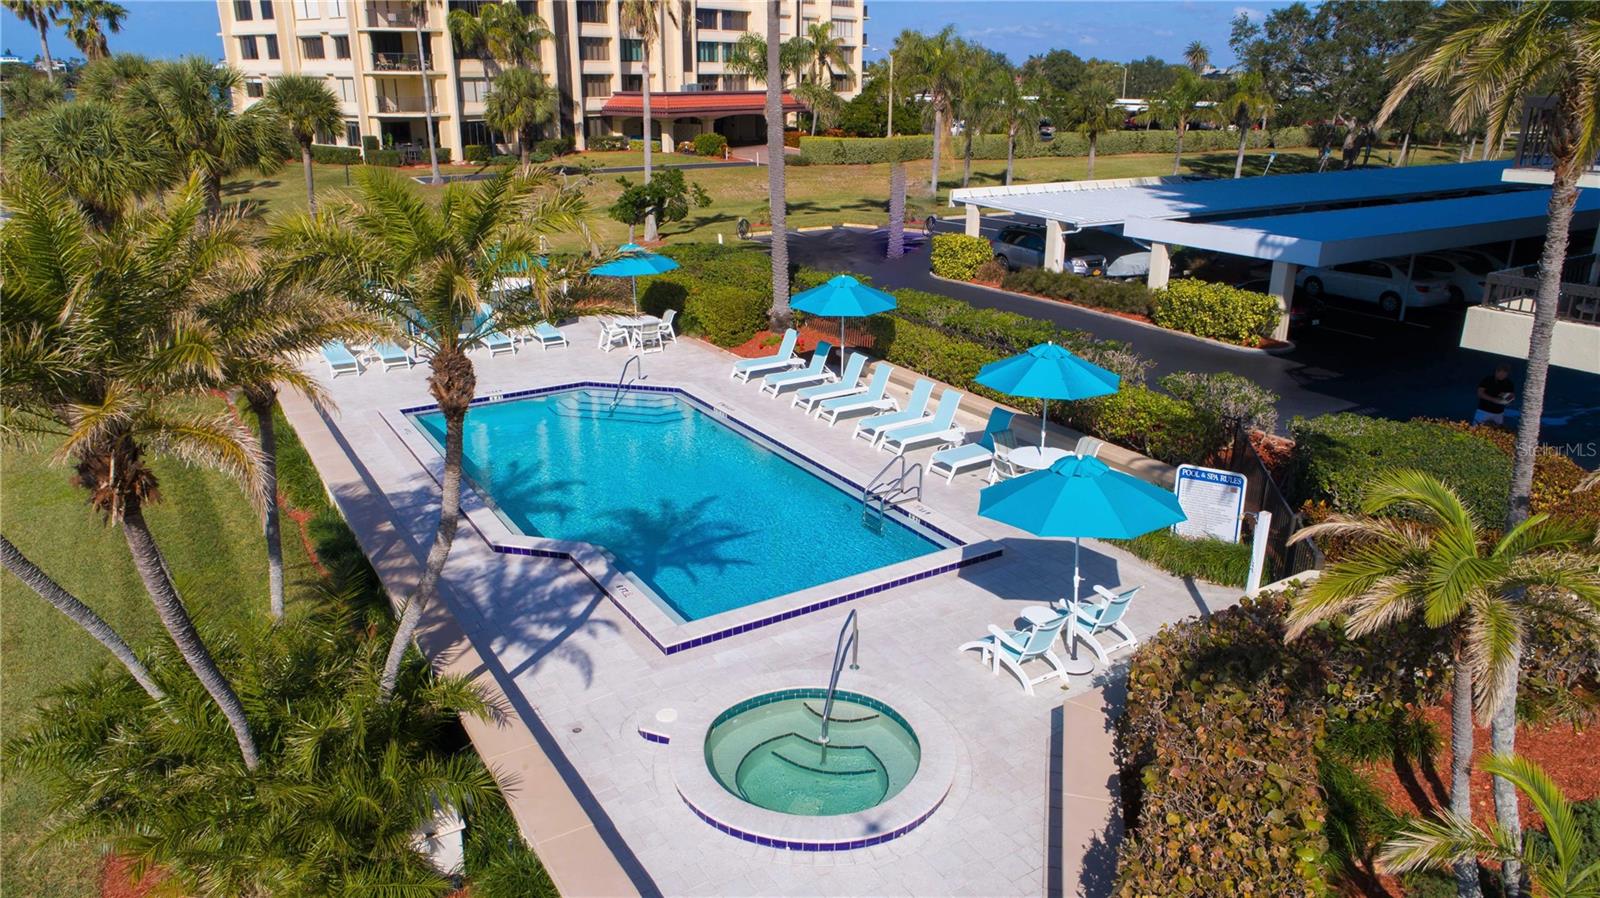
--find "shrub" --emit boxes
[1289,415,1514,524]
[796,127,1314,164]
[783,129,803,148]
[587,133,629,151]
[636,243,773,346]
[1113,529,1252,587]
[929,233,993,281]
[361,134,379,154]
[691,132,728,158]
[1062,386,1215,465]
[489,154,520,166]
[1427,419,1600,527]
[310,144,362,165]
[463,143,491,163]
[971,258,1007,284]
[1159,370,1280,459]
[534,136,574,157]
[676,139,696,154]
[1001,267,1155,316]
[1152,278,1282,345]
[365,149,404,167]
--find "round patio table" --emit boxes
[1007,446,1072,471]
[612,315,662,347]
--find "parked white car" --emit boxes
[1296,259,1453,315]
[1407,253,1490,306]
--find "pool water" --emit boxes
[410,388,944,621]
[704,690,921,816]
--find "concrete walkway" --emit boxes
[283,323,1241,896]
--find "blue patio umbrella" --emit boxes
[974,341,1119,447]
[589,243,680,314]
[790,275,898,374]
[979,454,1185,601]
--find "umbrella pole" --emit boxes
[631,276,639,315]
[1041,399,1049,448]
[1073,537,1081,601]
[839,318,847,376]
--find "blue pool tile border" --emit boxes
[404,382,1002,654]
[680,789,947,852]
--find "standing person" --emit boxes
[1474,363,1516,426]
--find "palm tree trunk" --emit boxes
[1233,126,1249,179]
[764,0,790,329]
[1450,645,1483,898]
[247,389,285,621]
[887,161,905,259]
[930,106,943,196]
[1087,133,1097,180]
[122,502,259,769]
[641,49,658,243]
[1,534,166,702]
[1398,130,1412,167]
[380,347,474,699]
[520,132,531,167]
[37,19,55,84]
[204,170,224,216]
[301,143,318,214]
[1004,129,1015,187]
[1172,124,1185,176]
[961,129,973,188]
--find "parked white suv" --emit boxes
[1296,259,1453,315]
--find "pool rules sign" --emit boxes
[1172,465,1247,543]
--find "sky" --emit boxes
[2,0,1295,67]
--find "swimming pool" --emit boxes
[409,387,947,622]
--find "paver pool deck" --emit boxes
[282,320,1243,897]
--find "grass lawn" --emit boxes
[225,143,1473,251]
[0,404,319,898]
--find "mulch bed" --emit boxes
[726,320,879,359]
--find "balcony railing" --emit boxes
[1484,254,1600,326]
[366,3,425,28]
[371,52,423,70]
[1513,96,1600,174]
[374,95,436,112]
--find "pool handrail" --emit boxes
[818,609,861,754]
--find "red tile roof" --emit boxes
[599,90,807,117]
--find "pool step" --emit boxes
[801,701,881,725]
[552,392,683,424]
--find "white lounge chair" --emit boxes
[731,328,802,382]
[657,308,678,344]
[816,364,897,425]
[321,341,362,378]
[761,341,834,397]
[374,341,413,371]
[793,352,867,411]
[532,322,569,350]
[1073,435,1105,459]
[483,329,516,356]
[596,317,630,351]
[957,612,1071,696]
[1055,586,1141,667]
[929,408,1016,482]
[877,389,964,455]
[853,379,934,444]
[634,318,664,353]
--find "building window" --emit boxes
[581,74,611,98]
[832,73,852,92]
[334,76,356,101]
[723,74,748,90]
[576,1,605,24]
[696,41,719,63]
[694,8,717,29]
[461,77,489,103]
[720,9,748,30]
[830,17,853,39]
[621,73,642,92]
[260,0,274,19]
[620,39,642,62]
[579,37,609,61]
[238,35,259,59]
[326,0,343,15]
[300,36,325,59]
[838,47,854,66]
[696,75,718,91]
[264,34,279,59]
[461,119,497,147]
[345,120,360,145]
[246,78,265,98]
[332,35,349,58]
[233,0,252,21]
[296,0,318,16]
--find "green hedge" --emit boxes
[1001,268,1155,316]
[1061,386,1215,465]
[588,134,628,151]
[1114,529,1252,587]
[1152,278,1282,345]
[691,132,728,157]
[365,149,404,167]
[799,126,1312,164]
[929,233,993,280]
[310,144,362,165]
[1289,415,1514,524]
[638,243,773,346]
[464,144,491,163]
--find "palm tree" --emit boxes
[620,0,676,243]
[0,68,63,118]
[1141,70,1214,175]
[198,277,374,622]
[2,98,173,228]
[484,67,557,166]
[799,19,851,134]
[1287,469,1600,898]
[952,49,1006,188]
[1382,755,1600,898]
[899,26,964,197]
[1378,8,1600,888]
[262,74,343,214]
[61,0,125,61]
[887,159,907,259]
[1225,72,1275,179]
[1184,40,1209,74]
[794,79,842,136]
[0,172,266,769]
[447,0,549,76]
[3,0,62,82]
[990,65,1038,187]
[1,534,165,701]
[1066,83,1121,180]
[121,57,291,213]
[73,50,152,102]
[763,0,790,329]
[724,31,807,90]
[271,168,586,699]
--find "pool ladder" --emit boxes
[861,455,923,532]
[817,610,860,760]
[607,354,642,413]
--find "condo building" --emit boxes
[215,0,867,159]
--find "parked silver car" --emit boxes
[990,225,1107,277]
